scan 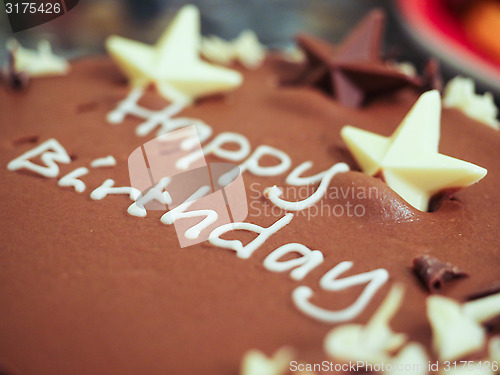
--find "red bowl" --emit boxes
[396,0,500,92]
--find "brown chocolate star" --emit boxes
[283,9,420,107]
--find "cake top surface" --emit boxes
[1,5,500,375]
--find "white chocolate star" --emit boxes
[341,90,487,211]
[324,284,407,363]
[388,343,429,375]
[438,336,500,375]
[105,5,242,105]
[427,294,500,361]
[428,296,484,361]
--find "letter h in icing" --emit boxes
[128,125,248,248]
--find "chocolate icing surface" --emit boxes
[1,57,500,375]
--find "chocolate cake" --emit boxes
[1,5,500,375]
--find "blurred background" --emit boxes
[1,0,500,101]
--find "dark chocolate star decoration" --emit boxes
[283,9,420,108]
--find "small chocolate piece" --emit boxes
[413,255,468,292]
[467,281,500,301]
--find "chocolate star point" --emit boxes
[285,33,334,90]
[335,8,384,63]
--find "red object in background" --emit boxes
[423,0,477,52]
[397,0,500,90]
